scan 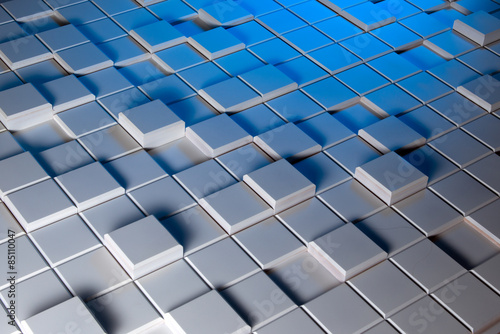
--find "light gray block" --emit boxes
[119,100,185,149]
[55,43,113,75]
[472,253,500,295]
[199,77,262,113]
[238,64,297,101]
[309,223,387,281]
[20,297,105,334]
[0,83,52,131]
[0,202,24,243]
[3,179,77,232]
[355,151,428,206]
[53,102,115,139]
[130,20,186,53]
[55,162,125,211]
[458,75,500,112]
[453,10,500,46]
[0,35,52,70]
[186,113,252,158]
[104,215,183,279]
[30,214,100,267]
[39,74,95,113]
[0,151,50,199]
[35,24,89,52]
[466,199,500,246]
[199,181,273,234]
[243,159,316,212]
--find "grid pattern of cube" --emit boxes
[0,0,499,333]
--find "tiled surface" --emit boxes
[0,0,499,333]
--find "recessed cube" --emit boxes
[130,20,186,52]
[0,35,52,70]
[309,223,387,281]
[458,75,500,112]
[199,77,262,112]
[104,215,182,279]
[39,74,95,113]
[165,290,251,334]
[355,151,428,205]
[359,116,426,154]
[254,123,321,162]
[221,271,296,330]
[0,83,53,131]
[238,64,297,101]
[186,113,252,157]
[55,162,124,211]
[119,100,185,149]
[0,131,24,160]
[0,152,49,199]
[199,1,253,27]
[188,26,244,59]
[453,10,500,46]
[341,2,396,31]
[55,43,113,75]
[186,237,260,289]
[20,297,105,334]
[243,159,316,212]
[233,216,305,269]
[199,181,273,234]
[3,179,76,232]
